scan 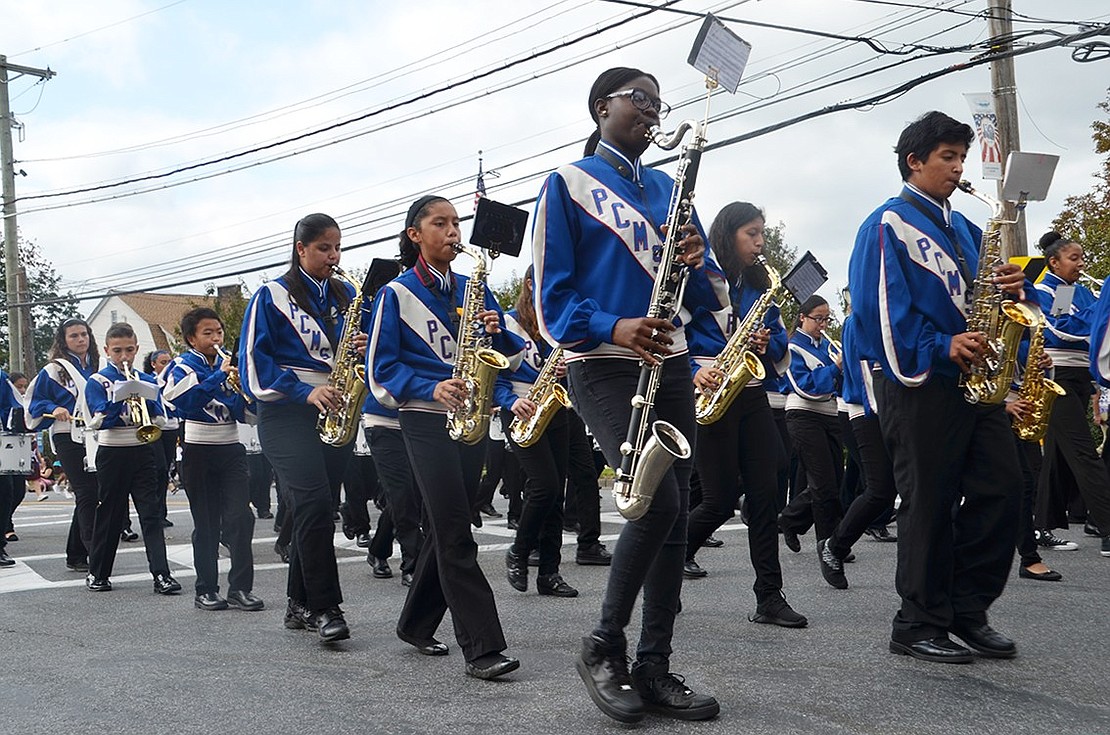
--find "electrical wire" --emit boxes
[9,0,191,58]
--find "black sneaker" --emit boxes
[120,528,139,542]
[702,536,724,548]
[257,509,274,520]
[478,503,502,518]
[1102,536,1110,558]
[750,591,808,628]
[630,660,720,721]
[1084,522,1102,537]
[575,635,644,724]
[778,515,801,553]
[537,573,578,597]
[1034,529,1078,550]
[818,539,848,589]
[683,559,708,579]
[506,549,528,592]
[153,573,182,595]
[0,550,15,568]
[85,574,111,591]
[314,607,350,642]
[575,543,612,566]
[284,598,316,630]
[864,526,897,542]
[274,540,289,564]
[66,560,89,573]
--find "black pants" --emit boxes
[567,357,692,663]
[1015,437,1045,568]
[501,450,524,523]
[780,410,844,542]
[343,453,376,536]
[0,476,12,551]
[876,374,1020,642]
[829,414,898,559]
[181,442,255,595]
[55,432,98,565]
[367,426,424,576]
[89,444,168,580]
[259,402,351,612]
[397,410,506,662]
[247,452,273,514]
[1035,367,1110,533]
[505,408,568,575]
[5,475,24,535]
[477,438,506,511]
[152,427,178,522]
[688,387,784,602]
[564,409,602,549]
[769,405,791,513]
[839,411,862,512]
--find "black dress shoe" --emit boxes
[356,533,371,548]
[950,624,1017,659]
[66,560,89,572]
[478,503,502,518]
[889,636,974,663]
[283,599,316,630]
[864,525,897,542]
[506,549,528,592]
[702,536,724,548]
[314,607,350,642]
[630,660,720,721]
[575,543,612,566]
[4,532,17,543]
[367,554,393,579]
[1019,566,1062,582]
[337,503,356,540]
[465,653,519,680]
[527,550,540,567]
[818,539,848,590]
[153,573,182,595]
[161,518,174,528]
[506,518,519,530]
[1085,521,1103,537]
[397,627,449,656]
[194,592,229,611]
[778,517,801,553]
[0,550,16,567]
[120,528,138,542]
[227,590,265,611]
[749,592,808,628]
[471,512,483,529]
[85,574,111,591]
[257,509,274,520]
[537,573,578,597]
[274,540,289,564]
[575,635,644,724]
[683,560,708,579]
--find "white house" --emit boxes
[86,292,215,356]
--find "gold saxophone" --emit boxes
[316,265,368,446]
[447,244,510,445]
[121,361,162,444]
[509,347,571,447]
[956,180,1038,405]
[1012,311,1066,442]
[695,255,780,425]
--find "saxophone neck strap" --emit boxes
[898,190,974,291]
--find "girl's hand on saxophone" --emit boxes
[308,385,341,412]
[694,366,724,394]
[613,317,674,366]
[477,309,501,335]
[950,331,986,373]
[750,327,770,355]
[434,378,469,411]
[510,398,537,421]
[660,223,705,269]
[353,332,368,356]
[992,262,1026,297]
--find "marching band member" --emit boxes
[83,323,178,594]
[0,370,22,567]
[163,307,262,611]
[534,67,724,723]
[26,318,100,572]
[240,213,366,643]
[500,265,578,598]
[849,111,1025,663]
[1031,231,1110,554]
[367,194,523,680]
[684,201,806,627]
[777,295,844,562]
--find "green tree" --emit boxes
[178,281,250,351]
[1054,87,1110,276]
[0,235,79,371]
[761,222,803,334]
[492,270,524,311]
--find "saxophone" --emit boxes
[316,265,368,446]
[509,347,571,448]
[695,255,780,425]
[446,244,510,445]
[1012,311,1066,442]
[956,180,1038,405]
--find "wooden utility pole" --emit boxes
[1,55,55,373]
[987,0,1028,258]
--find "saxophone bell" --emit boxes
[613,420,691,521]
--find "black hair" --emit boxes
[105,322,136,342]
[143,350,171,374]
[708,202,768,290]
[1038,230,1079,263]
[514,265,540,342]
[399,195,450,269]
[48,317,100,371]
[894,111,975,180]
[180,306,222,348]
[584,67,659,157]
[9,372,27,384]
[798,294,829,327]
[282,213,350,317]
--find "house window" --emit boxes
[110,310,118,324]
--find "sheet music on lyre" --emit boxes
[688,14,752,93]
[783,251,830,304]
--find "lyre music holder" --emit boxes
[469,198,528,259]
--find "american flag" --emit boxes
[473,154,486,211]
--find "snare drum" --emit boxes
[237,423,262,454]
[0,432,35,475]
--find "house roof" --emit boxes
[117,293,213,351]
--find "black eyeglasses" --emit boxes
[804,315,830,324]
[606,88,671,119]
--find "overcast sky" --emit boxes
[2,0,1109,317]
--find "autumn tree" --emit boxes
[1054,87,1110,275]
[0,235,79,372]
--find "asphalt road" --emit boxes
[2,490,1107,735]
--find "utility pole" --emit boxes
[986,0,1027,258]
[1,55,55,373]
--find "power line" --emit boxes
[9,0,191,58]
